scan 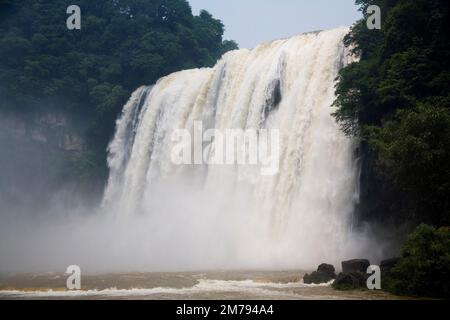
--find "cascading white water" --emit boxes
[102,27,362,270]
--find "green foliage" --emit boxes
[384,224,450,298]
[0,0,238,185]
[334,0,450,226]
[335,0,450,130]
[367,106,450,225]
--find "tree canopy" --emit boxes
[0,0,238,184]
[333,0,450,226]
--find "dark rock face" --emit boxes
[1,112,86,152]
[263,78,282,120]
[303,271,331,284]
[303,263,336,284]
[317,263,336,278]
[356,142,410,228]
[332,259,372,290]
[332,271,369,290]
[342,259,370,273]
[0,111,91,212]
[380,257,401,276]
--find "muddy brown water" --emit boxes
[0,270,408,300]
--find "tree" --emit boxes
[0,0,238,190]
[384,224,450,298]
[368,105,450,225]
[333,0,450,226]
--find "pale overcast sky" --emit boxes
[188,0,362,49]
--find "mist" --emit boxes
[0,28,394,275]
[0,175,388,274]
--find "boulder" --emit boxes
[304,271,330,284]
[332,272,368,290]
[317,263,336,279]
[380,257,401,276]
[342,259,370,273]
[303,263,336,284]
[332,259,372,290]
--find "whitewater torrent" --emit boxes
[101,27,364,271]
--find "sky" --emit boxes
[188,0,362,49]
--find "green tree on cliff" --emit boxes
[0,0,238,185]
[333,0,450,226]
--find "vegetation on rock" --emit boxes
[334,0,450,297]
[0,0,238,189]
[384,224,450,298]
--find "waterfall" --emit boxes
[102,27,361,270]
